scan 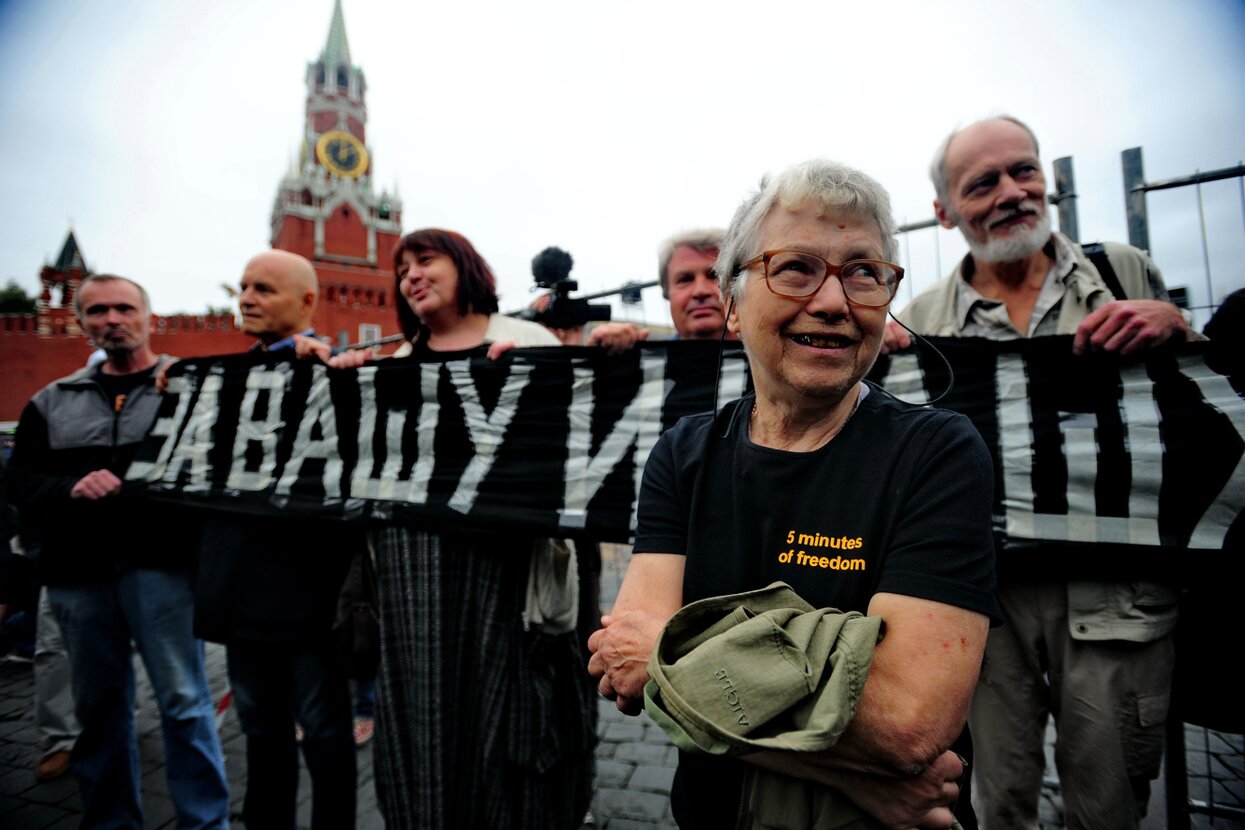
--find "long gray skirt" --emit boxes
[373,527,595,829]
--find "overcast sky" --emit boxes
[2,0,1243,330]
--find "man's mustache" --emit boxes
[986,200,1042,230]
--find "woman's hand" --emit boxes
[486,341,517,360]
[879,320,912,354]
[834,750,965,830]
[586,552,685,715]
[328,349,372,369]
[293,335,334,363]
[748,748,965,829]
[587,609,668,714]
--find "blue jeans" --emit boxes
[35,587,79,753]
[227,638,356,830]
[48,569,229,830]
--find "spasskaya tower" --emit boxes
[269,0,403,347]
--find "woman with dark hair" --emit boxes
[388,228,555,353]
[327,229,594,829]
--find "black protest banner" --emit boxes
[127,341,748,543]
[872,339,1243,557]
[127,338,1243,553]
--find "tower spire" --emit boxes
[274,0,399,266]
[321,0,352,68]
[54,227,88,273]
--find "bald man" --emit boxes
[195,251,359,830]
[237,250,320,348]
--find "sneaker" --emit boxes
[35,749,71,781]
[353,716,374,747]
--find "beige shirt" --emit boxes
[954,234,1080,340]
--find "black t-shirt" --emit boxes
[96,364,158,418]
[635,384,1000,828]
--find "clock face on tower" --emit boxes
[316,130,369,178]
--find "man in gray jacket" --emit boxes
[887,115,1190,830]
[7,274,229,829]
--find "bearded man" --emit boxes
[888,115,1191,830]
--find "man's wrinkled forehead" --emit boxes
[667,245,718,275]
[242,251,316,291]
[242,256,280,286]
[78,278,148,315]
[945,120,1040,186]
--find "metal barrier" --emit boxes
[1123,147,1245,320]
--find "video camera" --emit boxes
[520,247,612,330]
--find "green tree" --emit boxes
[0,280,37,314]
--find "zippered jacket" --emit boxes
[6,356,197,585]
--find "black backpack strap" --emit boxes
[1080,242,1128,301]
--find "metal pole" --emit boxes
[1123,147,1150,252]
[1194,174,1214,309]
[896,218,939,233]
[572,279,660,303]
[1239,170,1245,283]
[902,221,914,303]
[1136,163,1245,192]
[1052,156,1080,243]
[348,332,407,350]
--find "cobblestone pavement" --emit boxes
[0,541,1240,828]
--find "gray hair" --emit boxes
[717,159,898,303]
[929,114,1041,204]
[73,274,152,318]
[657,228,725,298]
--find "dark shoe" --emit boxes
[35,749,71,781]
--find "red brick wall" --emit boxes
[2,300,408,422]
[323,205,368,259]
[273,216,316,259]
[312,261,400,346]
[0,314,252,422]
[377,231,399,263]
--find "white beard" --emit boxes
[965,213,1052,264]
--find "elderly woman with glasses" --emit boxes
[588,159,1000,830]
